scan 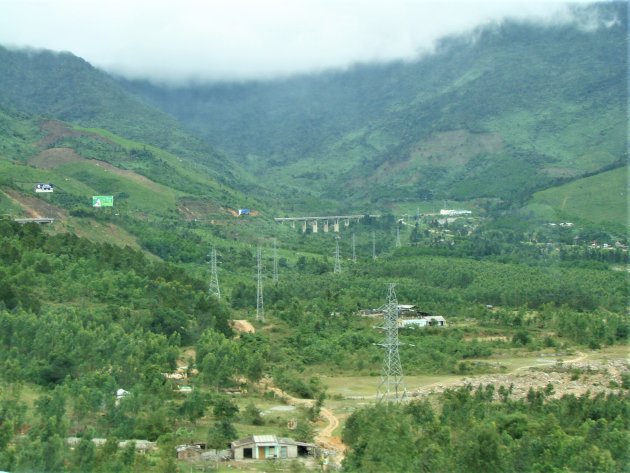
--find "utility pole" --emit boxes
[256,246,264,322]
[273,239,279,282]
[352,232,356,263]
[372,231,377,260]
[333,237,341,274]
[208,246,221,300]
[376,283,407,403]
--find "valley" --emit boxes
[0,3,627,472]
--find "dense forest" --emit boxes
[343,386,629,473]
[0,215,627,471]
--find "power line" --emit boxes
[376,283,407,403]
[256,246,264,322]
[273,239,279,282]
[208,246,221,300]
[372,231,377,260]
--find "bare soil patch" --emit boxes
[410,129,503,167]
[178,197,231,220]
[87,160,167,193]
[28,147,84,169]
[36,120,113,148]
[231,320,256,334]
[2,189,67,218]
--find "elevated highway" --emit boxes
[275,214,380,233]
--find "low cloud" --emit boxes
[0,0,606,83]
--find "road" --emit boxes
[258,379,347,463]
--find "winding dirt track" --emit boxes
[259,380,346,462]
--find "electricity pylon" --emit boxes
[256,246,264,322]
[208,246,221,300]
[273,239,279,282]
[333,237,341,274]
[372,231,377,260]
[376,283,407,402]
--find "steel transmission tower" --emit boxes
[372,231,377,260]
[208,246,221,300]
[352,233,356,262]
[377,283,407,402]
[273,239,279,282]
[333,237,341,273]
[256,246,264,322]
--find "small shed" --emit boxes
[232,435,315,460]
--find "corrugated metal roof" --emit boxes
[253,435,277,443]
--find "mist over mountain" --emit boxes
[0,2,625,217]
[120,2,626,210]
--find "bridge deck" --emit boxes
[275,215,379,222]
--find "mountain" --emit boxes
[0,44,290,253]
[120,2,627,212]
[0,107,271,254]
[0,45,250,190]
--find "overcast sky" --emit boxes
[0,0,602,83]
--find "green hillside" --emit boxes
[0,108,284,258]
[528,166,628,229]
[122,2,627,212]
[0,46,258,193]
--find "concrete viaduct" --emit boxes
[274,214,379,233]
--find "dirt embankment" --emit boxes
[2,189,67,218]
[231,320,256,334]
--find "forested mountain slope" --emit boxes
[122,2,626,210]
[0,45,249,190]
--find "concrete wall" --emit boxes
[233,443,297,460]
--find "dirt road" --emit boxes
[259,380,347,462]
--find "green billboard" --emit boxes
[92,196,114,207]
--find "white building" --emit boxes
[231,435,316,460]
[399,315,446,328]
[439,209,472,216]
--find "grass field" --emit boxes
[529,166,627,226]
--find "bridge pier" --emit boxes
[274,214,380,233]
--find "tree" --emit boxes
[196,330,239,391]
[72,437,95,473]
[207,419,237,449]
[242,402,264,426]
[457,424,506,473]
